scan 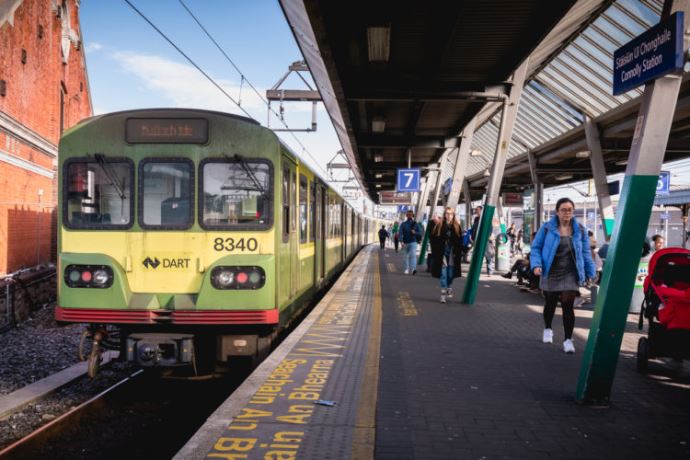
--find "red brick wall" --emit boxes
[0,0,92,275]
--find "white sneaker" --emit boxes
[542,328,553,344]
[403,269,409,274]
[447,288,454,298]
[440,289,447,303]
[563,339,575,354]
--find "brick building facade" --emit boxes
[0,0,92,275]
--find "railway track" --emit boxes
[0,367,248,460]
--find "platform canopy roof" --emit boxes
[282,0,690,204]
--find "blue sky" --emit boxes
[80,0,353,191]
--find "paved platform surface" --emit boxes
[177,245,690,459]
[377,248,690,459]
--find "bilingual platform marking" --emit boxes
[204,250,375,459]
[396,291,418,316]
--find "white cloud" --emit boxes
[111,51,266,114]
[86,42,103,53]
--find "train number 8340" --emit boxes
[213,237,259,252]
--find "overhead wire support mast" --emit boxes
[266,61,321,132]
[125,0,329,177]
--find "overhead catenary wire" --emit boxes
[121,0,331,178]
[176,0,331,178]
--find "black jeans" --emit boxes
[543,290,578,340]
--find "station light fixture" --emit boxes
[483,169,490,177]
[470,149,483,157]
[367,26,390,62]
[371,116,386,133]
[575,151,591,159]
[375,184,382,188]
[555,174,574,181]
[375,173,383,178]
[374,154,384,163]
[615,159,628,166]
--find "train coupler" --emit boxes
[126,333,194,367]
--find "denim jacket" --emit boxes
[399,219,422,244]
[530,216,596,284]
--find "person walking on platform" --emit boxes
[378,225,389,249]
[430,207,464,303]
[392,221,400,252]
[652,234,665,252]
[530,198,596,354]
[399,210,423,274]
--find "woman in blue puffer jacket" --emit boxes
[530,197,596,354]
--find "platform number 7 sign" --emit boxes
[397,168,421,193]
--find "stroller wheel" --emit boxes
[637,337,649,373]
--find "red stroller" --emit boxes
[637,247,690,372]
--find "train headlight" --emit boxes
[211,266,266,289]
[64,265,114,288]
[216,270,234,287]
[93,269,111,286]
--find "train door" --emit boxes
[342,205,348,260]
[320,187,327,279]
[281,157,298,300]
[313,184,323,284]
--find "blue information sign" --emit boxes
[397,168,421,192]
[613,12,684,95]
[657,171,670,194]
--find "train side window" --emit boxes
[291,171,297,233]
[63,158,133,229]
[140,159,194,229]
[299,174,308,243]
[282,167,290,242]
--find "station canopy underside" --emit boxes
[282,0,685,203]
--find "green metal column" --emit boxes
[418,224,431,265]
[576,3,688,402]
[462,60,528,305]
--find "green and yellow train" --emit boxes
[56,108,380,376]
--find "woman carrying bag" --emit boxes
[430,207,464,304]
[530,198,596,354]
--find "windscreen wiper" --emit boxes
[94,153,126,201]
[225,153,265,195]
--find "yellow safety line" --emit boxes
[352,249,382,459]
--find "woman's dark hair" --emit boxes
[652,234,663,242]
[555,197,575,211]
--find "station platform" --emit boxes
[176,245,690,459]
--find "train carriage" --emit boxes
[56,108,380,376]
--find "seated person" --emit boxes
[502,253,538,288]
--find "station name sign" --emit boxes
[613,12,684,95]
[126,118,209,144]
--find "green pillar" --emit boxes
[576,176,657,403]
[418,224,431,265]
[461,205,495,304]
[576,7,687,401]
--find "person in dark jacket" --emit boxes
[378,225,388,249]
[531,197,596,354]
[399,210,423,274]
[430,207,464,303]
